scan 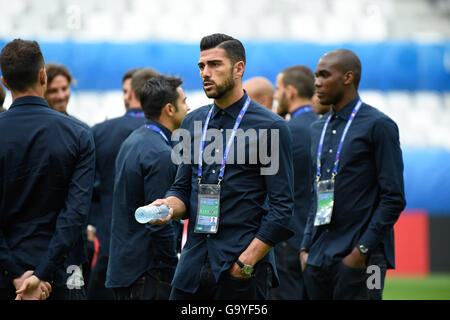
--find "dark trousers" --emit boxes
[87,252,115,300]
[0,284,86,300]
[303,261,370,300]
[169,258,273,300]
[269,241,308,300]
[303,247,388,300]
[113,268,174,300]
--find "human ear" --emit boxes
[343,71,354,86]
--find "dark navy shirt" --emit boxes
[302,96,406,268]
[106,120,178,288]
[0,96,95,286]
[166,92,295,294]
[286,106,318,251]
[90,108,146,255]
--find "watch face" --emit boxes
[242,265,254,275]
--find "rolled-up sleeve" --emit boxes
[256,120,295,246]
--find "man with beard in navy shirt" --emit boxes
[147,33,294,300]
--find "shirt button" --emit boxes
[327,169,331,173]
[220,128,224,132]
[329,149,333,153]
[221,111,225,115]
[207,234,211,238]
[4,270,8,276]
[332,130,337,134]
[212,170,216,173]
[325,229,329,233]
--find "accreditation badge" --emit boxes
[314,179,335,226]
[195,184,221,234]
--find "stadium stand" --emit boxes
[1,0,449,274]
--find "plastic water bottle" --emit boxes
[135,205,170,223]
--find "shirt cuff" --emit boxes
[165,190,190,219]
[300,233,312,252]
[358,230,382,252]
[256,222,294,247]
[33,262,56,283]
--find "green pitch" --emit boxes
[383,273,450,300]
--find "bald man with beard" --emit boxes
[300,49,405,300]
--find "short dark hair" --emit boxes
[122,68,140,84]
[131,68,160,101]
[281,65,315,99]
[0,83,5,107]
[0,39,45,92]
[45,63,72,86]
[200,33,246,65]
[141,76,183,120]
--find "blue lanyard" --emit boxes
[292,106,313,118]
[198,96,251,184]
[126,111,145,118]
[145,124,170,145]
[316,99,362,181]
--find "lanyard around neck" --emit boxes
[126,111,145,118]
[316,99,362,182]
[145,124,170,145]
[291,105,313,118]
[198,96,251,185]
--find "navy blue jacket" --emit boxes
[302,96,406,269]
[106,120,178,288]
[90,108,146,255]
[286,106,318,252]
[166,92,295,294]
[0,96,95,287]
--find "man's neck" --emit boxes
[214,85,244,109]
[127,105,142,110]
[332,90,358,112]
[11,86,44,101]
[155,117,174,133]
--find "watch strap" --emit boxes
[236,259,245,269]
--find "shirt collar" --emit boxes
[125,108,145,117]
[145,118,172,141]
[211,90,248,120]
[289,105,313,116]
[333,95,361,120]
[9,96,50,109]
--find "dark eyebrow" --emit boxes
[316,69,330,76]
[198,59,223,66]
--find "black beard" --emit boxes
[204,72,235,100]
